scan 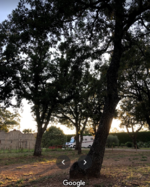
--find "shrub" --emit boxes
[125,142,132,147]
[120,143,125,147]
[41,126,66,148]
[106,135,119,148]
[146,141,150,147]
[137,141,150,148]
[110,131,150,144]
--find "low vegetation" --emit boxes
[0,149,150,186]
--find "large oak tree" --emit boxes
[0,0,80,156]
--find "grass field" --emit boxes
[0,148,150,186]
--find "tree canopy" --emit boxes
[0,107,20,132]
[0,0,84,156]
[23,128,35,134]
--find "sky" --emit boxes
[0,0,20,22]
[0,0,122,134]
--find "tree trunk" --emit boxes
[75,134,79,150]
[75,127,79,150]
[33,127,44,156]
[78,133,83,154]
[78,141,82,154]
[133,139,137,149]
[70,94,119,178]
[69,19,123,179]
[132,136,138,149]
[145,115,150,129]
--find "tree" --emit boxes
[106,135,119,148]
[85,63,107,136]
[55,0,150,178]
[118,98,145,149]
[0,125,9,132]
[0,22,23,108]
[54,70,96,154]
[0,107,20,132]
[41,126,65,148]
[118,40,150,130]
[23,129,34,134]
[0,0,78,156]
[51,33,106,154]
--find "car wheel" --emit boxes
[88,145,91,148]
[73,145,76,148]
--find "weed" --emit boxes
[132,158,138,160]
[29,179,37,184]
[16,178,24,184]
[42,158,47,162]
[142,156,147,158]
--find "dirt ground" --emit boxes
[0,149,150,187]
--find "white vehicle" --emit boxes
[65,136,75,147]
[68,136,94,148]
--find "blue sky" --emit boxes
[0,0,20,23]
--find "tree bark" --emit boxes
[75,129,79,151]
[78,140,82,154]
[78,132,84,154]
[145,115,150,129]
[133,137,138,149]
[75,133,82,154]
[33,126,44,156]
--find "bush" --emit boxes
[41,126,66,148]
[106,135,119,148]
[137,141,150,148]
[110,131,150,144]
[137,141,144,148]
[145,141,150,148]
[125,142,132,147]
[120,143,125,147]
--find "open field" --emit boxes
[0,149,150,187]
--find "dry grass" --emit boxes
[0,149,150,186]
